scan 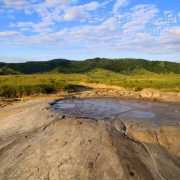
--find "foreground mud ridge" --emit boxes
[0,99,180,180]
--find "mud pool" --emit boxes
[52,98,180,125]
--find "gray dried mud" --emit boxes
[0,98,179,180]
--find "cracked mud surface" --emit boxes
[0,98,180,180]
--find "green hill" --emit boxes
[131,67,157,75]
[0,67,21,75]
[0,58,179,75]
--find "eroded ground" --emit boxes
[0,98,180,180]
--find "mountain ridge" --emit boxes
[0,58,179,75]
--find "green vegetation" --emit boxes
[0,58,179,98]
[0,58,180,74]
[87,69,180,92]
[0,74,87,98]
[0,67,21,75]
[0,69,179,98]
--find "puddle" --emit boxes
[52,98,157,120]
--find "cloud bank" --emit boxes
[0,0,180,61]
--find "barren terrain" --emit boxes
[0,98,179,180]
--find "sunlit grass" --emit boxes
[0,70,179,98]
[86,69,180,92]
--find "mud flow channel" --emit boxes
[52,97,180,125]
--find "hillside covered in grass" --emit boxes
[0,69,179,98]
[0,58,179,98]
[0,58,180,74]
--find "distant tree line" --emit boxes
[0,58,179,75]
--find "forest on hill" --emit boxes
[0,58,180,75]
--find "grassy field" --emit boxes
[0,73,87,98]
[87,69,180,92]
[0,69,180,98]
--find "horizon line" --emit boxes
[0,57,179,64]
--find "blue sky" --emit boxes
[0,0,180,62]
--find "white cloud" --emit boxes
[101,17,118,31]
[113,0,129,14]
[122,5,159,32]
[167,27,180,35]
[0,0,180,58]
[44,0,77,7]
[63,2,99,21]
[10,1,100,33]
[0,56,25,62]
[12,20,55,33]
[101,0,113,6]
[2,0,27,6]
[0,31,19,36]
[164,10,175,18]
